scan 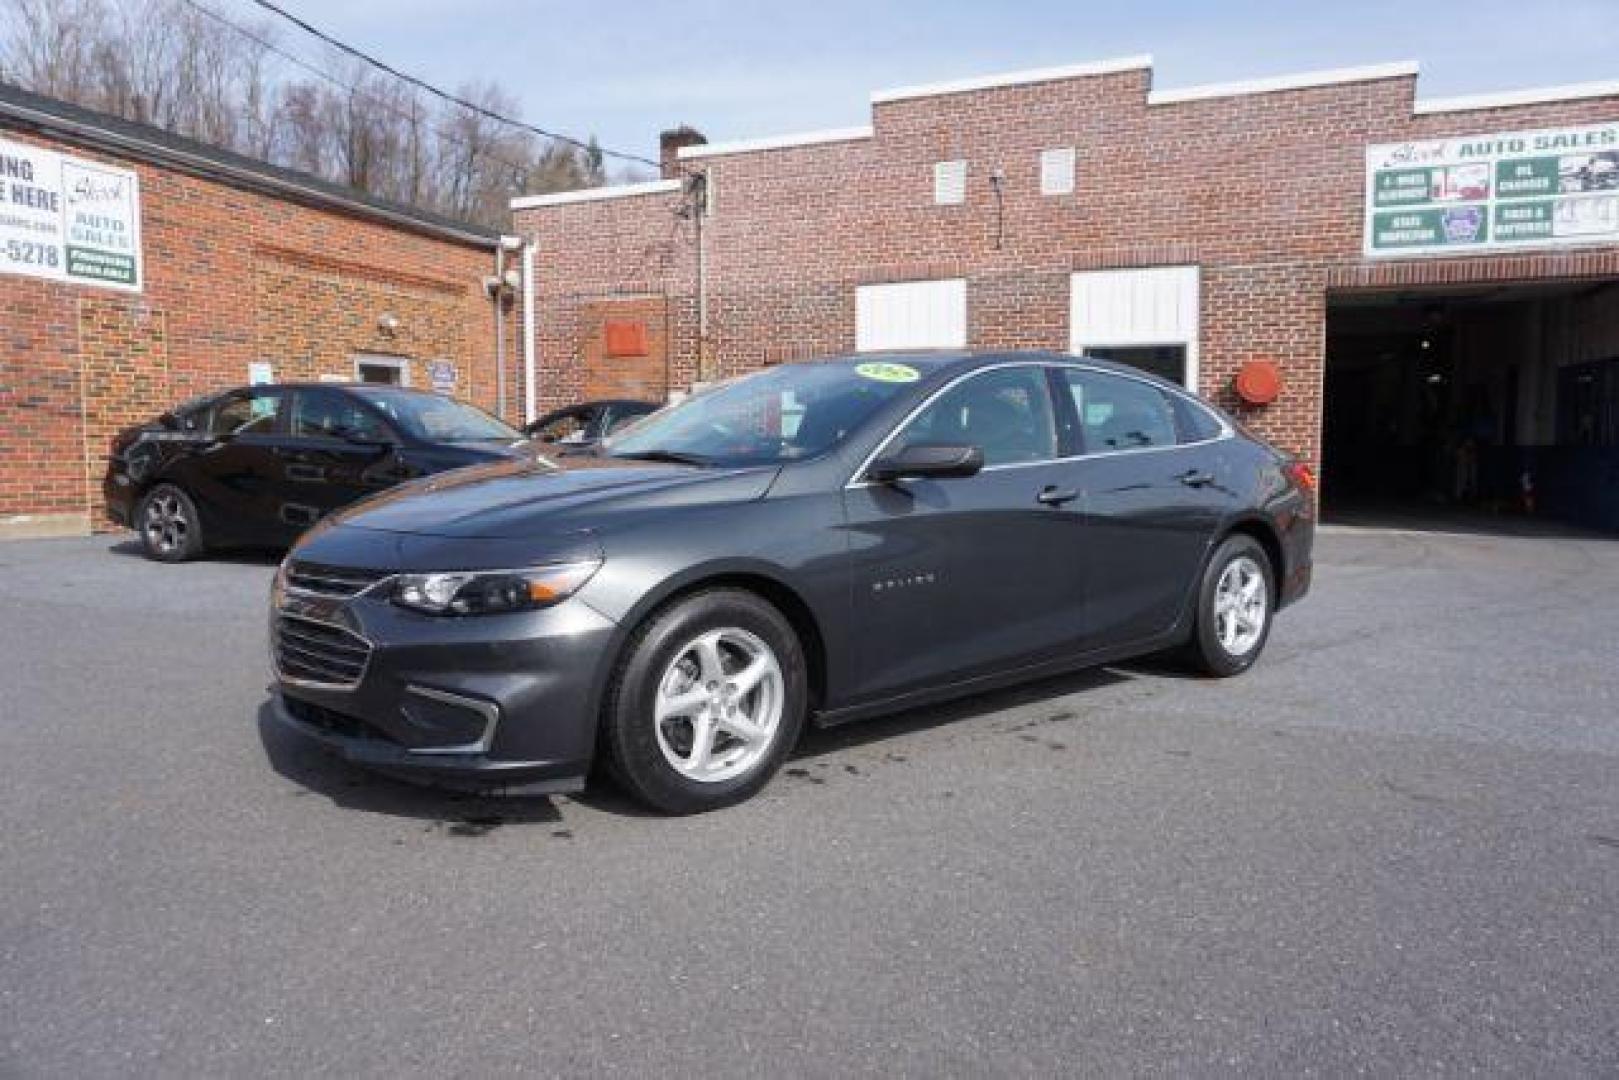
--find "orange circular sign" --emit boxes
[1234,360,1282,406]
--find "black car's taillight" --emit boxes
[1283,460,1317,494]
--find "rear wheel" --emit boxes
[600,589,807,814]
[1185,535,1274,677]
[137,483,204,562]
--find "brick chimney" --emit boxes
[659,126,707,178]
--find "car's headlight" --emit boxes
[390,560,601,616]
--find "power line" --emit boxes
[175,0,541,181]
[234,0,666,173]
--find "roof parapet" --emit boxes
[510,178,682,210]
[1414,77,1619,115]
[870,54,1153,104]
[1146,61,1419,105]
[678,125,874,160]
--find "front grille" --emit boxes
[284,561,390,598]
[274,614,372,688]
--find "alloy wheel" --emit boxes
[143,492,190,555]
[1213,555,1268,657]
[653,627,785,783]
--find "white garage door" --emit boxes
[1070,266,1200,389]
[856,279,967,352]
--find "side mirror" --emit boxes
[867,443,984,483]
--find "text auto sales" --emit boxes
[1455,128,1618,159]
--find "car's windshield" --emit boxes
[351,387,520,442]
[607,361,920,467]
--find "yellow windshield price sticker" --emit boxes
[854,362,921,383]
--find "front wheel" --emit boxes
[137,483,204,562]
[599,589,808,814]
[1185,535,1274,677]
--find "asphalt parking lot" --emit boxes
[3,523,1618,1076]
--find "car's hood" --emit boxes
[324,453,781,540]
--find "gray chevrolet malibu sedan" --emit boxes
[269,351,1314,813]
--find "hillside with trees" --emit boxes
[0,0,638,228]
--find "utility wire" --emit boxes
[175,0,543,182]
[235,0,666,173]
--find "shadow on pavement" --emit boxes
[794,664,1139,759]
[256,700,564,831]
[258,663,1151,821]
[107,537,285,564]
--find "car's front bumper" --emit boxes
[269,585,619,794]
[104,469,135,527]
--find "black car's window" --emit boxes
[351,387,519,442]
[207,390,282,437]
[291,390,390,442]
[1061,370,1178,453]
[890,366,1058,467]
[1170,393,1226,444]
[532,408,593,444]
[604,405,652,435]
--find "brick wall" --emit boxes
[0,122,518,529]
[514,64,1619,473]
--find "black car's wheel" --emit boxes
[136,483,204,562]
[600,589,808,814]
[1185,534,1274,677]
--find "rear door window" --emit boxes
[1060,369,1178,454]
[1170,393,1226,443]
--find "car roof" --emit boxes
[781,349,1196,395]
[215,381,445,395]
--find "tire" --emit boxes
[136,483,205,562]
[1184,535,1275,677]
[599,589,808,814]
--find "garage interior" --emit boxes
[1322,280,1619,532]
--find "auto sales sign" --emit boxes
[1366,121,1619,258]
[0,135,143,291]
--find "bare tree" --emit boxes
[1,0,108,101]
[1,0,622,229]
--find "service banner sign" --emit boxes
[0,136,143,290]
[1365,121,1619,258]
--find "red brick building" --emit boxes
[513,57,1619,528]
[1,82,523,538]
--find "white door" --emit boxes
[856,279,967,352]
[1070,266,1200,390]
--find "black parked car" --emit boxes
[522,398,658,451]
[105,383,531,561]
[269,351,1315,813]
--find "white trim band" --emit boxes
[1147,61,1419,105]
[679,126,874,160]
[871,54,1153,104]
[511,179,681,210]
[1414,78,1619,115]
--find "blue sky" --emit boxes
[262,0,1618,176]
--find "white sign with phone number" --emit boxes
[0,135,143,291]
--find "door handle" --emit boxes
[1036,486,1080,506]
[1178,469,1215,488]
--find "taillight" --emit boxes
[1284,461,1317,493]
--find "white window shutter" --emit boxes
[933,160,967,205]
[1040,148,1076,196]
